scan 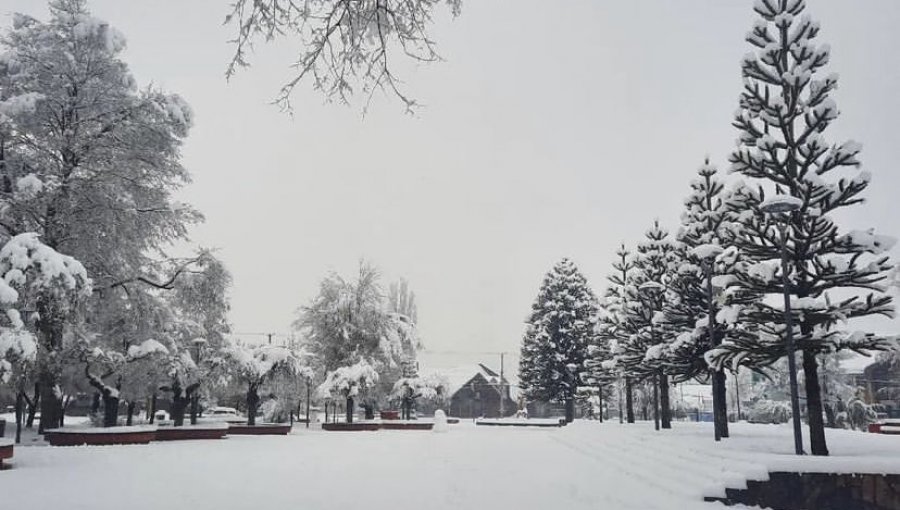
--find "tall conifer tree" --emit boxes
[519,259,599,423]
[709,0,896,455]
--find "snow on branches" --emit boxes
[519,258,599,414]
[227,341,311,385]
[225,0,462,112]
[390,372,449,403]
[0,233,90,382]
[317,359,380,400]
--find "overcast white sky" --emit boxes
[4,0,900,368]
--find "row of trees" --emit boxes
[0,0,243,436]
[520,0,896,456]
[0,0,444,431]
[295,262,447,423]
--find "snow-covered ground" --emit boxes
[1,420,899,509]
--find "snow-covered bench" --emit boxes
[0,439,13,469]
[867,419,900,434]
[44,425,157,446]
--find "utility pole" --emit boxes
[499,352,505,417]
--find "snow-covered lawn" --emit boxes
[2,420,899,509]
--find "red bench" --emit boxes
[0,441,14,470]
[867,419,900,434]
[44,427,157,446]
[155,425,228,441]
[228,423,292,435]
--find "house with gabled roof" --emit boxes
[439,363,517,419]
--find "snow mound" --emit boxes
[433,410,449,433]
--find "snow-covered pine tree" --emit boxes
[518,324,550,403]
[518,259,599,423]
[587,244,635,423]
[663,159,753,440]
[617,221,678,429]
[709,0,896,456]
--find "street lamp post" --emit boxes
[761,195,805,456]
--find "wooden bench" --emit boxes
[228,423,292,435]
[380,421,434,430]
[321,422,380,431]
[155,425,228,441]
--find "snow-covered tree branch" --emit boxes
[224,0,461,112]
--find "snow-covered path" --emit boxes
[2,420,899,509]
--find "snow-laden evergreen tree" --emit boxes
[708,0,896,455]
[617,221,678,429]
[662,160,755,440]
[518,258,599,423]
[587,244,635,423]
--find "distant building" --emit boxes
[859,358,900,418]
[440,364,517,419]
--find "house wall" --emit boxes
[449,376,516,418]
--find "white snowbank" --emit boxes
[4,421,900,510]
[43,425,157,434]
[158,422,229,431]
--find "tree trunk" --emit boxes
[36,304,65,434]
[346,396,354,424]
[38,374,62,433]
[190,393,199,425]
[87,371,120,428]
[126,402,136,426]
[652,375,660,430]
[713,370,729,439]
[625,378,635,424]
[60,394,72,427]
[564,397,575,423]
[247,384,260,426]
[26,382,40,428]
[803,350,829,456]
[14,390,24,444]
[659,373,671,429]
[170,382,190,427]
[91,392,101,416]
[149,393,157,424]
[102,394,119,428]
[171,397,188,426]
[598,388,604,423]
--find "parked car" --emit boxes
[202,406,245,423]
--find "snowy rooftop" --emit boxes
[839,354,878,374]
[420,363,516,396]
